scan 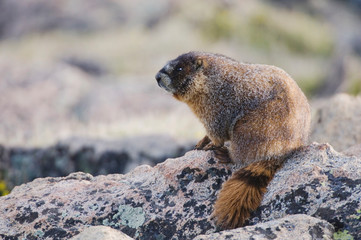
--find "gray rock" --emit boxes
[342,143,361,158]
[194,214,334,240]
[0,135,194,189]
[311,94,361,151]
[0,0,125,39]
[0,143,359,239]
[70,226,134,240]
[248,143,361,239]
[62,56,107,76]
[0,150,221,239]
[0,0,173,39]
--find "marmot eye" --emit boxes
[177,67,183,72]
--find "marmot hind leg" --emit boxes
[212,146,232,163]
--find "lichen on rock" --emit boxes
[194,214,334,240]
[0,143,360,239]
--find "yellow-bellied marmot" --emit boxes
[155,51,311,229]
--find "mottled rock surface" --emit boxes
[0,150,223,239]
[70,226,133,240]
[194,214,334,240]
[0,143,360,239]
[311,94,361,151]
[248,143,361,239]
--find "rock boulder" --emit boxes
[0,135,193,190]
[311,94,361,151]
[194,214,334,240]
[0,143,360,239]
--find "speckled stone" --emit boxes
[0,143,360,239]
[194,214,334,240]
[248,143,361,240]
[0,150,228,239]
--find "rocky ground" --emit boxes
[0,143,360,239]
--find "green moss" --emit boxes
[348,78,361,96]
[350,208,361,220]
[333,230,354,240]
[201,7,236,41]
[0,180,9,196]
[198,2,335,56]
[247,10,334,56]
[196,2,335,56]
[246,12,273,50]
[297,76,324,98]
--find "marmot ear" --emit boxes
[196,58,204,70]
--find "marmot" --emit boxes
[155,51,311,229]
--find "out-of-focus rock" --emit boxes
[0,143,360,239]
[343,144,361,158]
[0,63,94,146]
[194,214,334,240]
[0,135,194,189]
[0,0,125,39]
[311,94,361,151]
[62,57,108,76]
[0,0,175,39]
[0,62,185,147]
[70,226,134,240]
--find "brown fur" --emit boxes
[155,51,311,229]
[213,158,284,229]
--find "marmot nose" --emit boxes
[155,72,161,82]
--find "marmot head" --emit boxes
[155,52,205,98]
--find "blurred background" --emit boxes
[1,0,361,194]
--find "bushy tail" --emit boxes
[212,158,285,229]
